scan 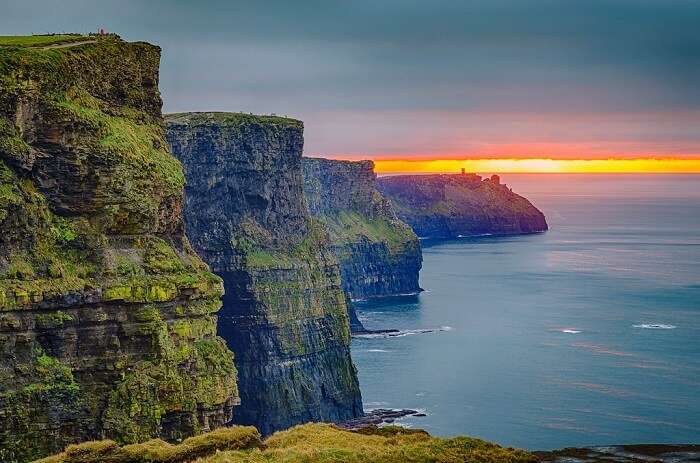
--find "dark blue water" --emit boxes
[351,174,700,450]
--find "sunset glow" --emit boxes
[373,158,700,174]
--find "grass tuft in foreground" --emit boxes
[34,426,262,463]
[34,423,536,463]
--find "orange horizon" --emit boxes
[365,158,700,174]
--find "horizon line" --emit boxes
[359,158,700,174]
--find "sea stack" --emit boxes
[166,112,363,436]
[377,173,548,238]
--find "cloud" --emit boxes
[2,0,699,158]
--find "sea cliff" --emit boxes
[0,36,237,462]
[377,173,548,238]
[165,112,363,436]
[302,158,422,301]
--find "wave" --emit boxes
[351,291,422,302]
[366,349,390,353]
[550,327,581,334]
[633,323,677,330]
[354,326,452,339]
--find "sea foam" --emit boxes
[633,323,677,330]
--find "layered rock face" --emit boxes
[166,113,362,436]
[377,174,548,238]
[302,158,422,301]
[0,37,238,461]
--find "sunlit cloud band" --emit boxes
[373,158,700,174]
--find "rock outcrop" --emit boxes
[166,112,362,436]
[302,158,422,301]
[0,36,237,462]
[377,173,548,238]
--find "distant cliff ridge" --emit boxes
[0,37,237,462]
[166,112,362,436]
[377,173,548,238]
[302,158,422,302]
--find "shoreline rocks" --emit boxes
[337,408,426,430]
[535,444,700,462]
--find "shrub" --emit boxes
[33,426,261,463]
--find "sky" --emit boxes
[3,0,700,172]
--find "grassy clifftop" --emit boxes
[36,423,535,463]
[0,34,90,48]
[167,111,302,130]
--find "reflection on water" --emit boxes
[351,174,700,449]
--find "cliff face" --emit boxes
[377,174,548,238]
[302,158,422,301]
[0,37,237,461]
[165,113,362,436]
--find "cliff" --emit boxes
[0,36,237,461]
[302,158,422,301]
[377,174,548,238]
[165,112,362,436]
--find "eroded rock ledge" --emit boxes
[166,112,362,436]
[377,173,548,238]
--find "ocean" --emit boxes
[351,174,700,450]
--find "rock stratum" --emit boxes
[302,158,422,301]
[165,113,362,436]
[377,173,548,238]
[0,36,237,462]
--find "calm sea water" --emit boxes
[351,174,700,450]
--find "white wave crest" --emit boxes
[633,323,677,330]
[551,328,581,334]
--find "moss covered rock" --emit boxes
[302,158,422,303]
[166,112,362,436]
[0,36,238,462]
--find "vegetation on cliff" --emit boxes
[0,36,238,461]
[166,113,362,436]
[166,111,303,131]
[35,423,535,463]
[302,158,422,301]
[0,34,90,48]
[0,34,194,307]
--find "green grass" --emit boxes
[36,423,535,463]
[165,111,303,129]
[53,91,185,196]
[35,426,262,463]
[322,210,416,254]
[0,34,88,47]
